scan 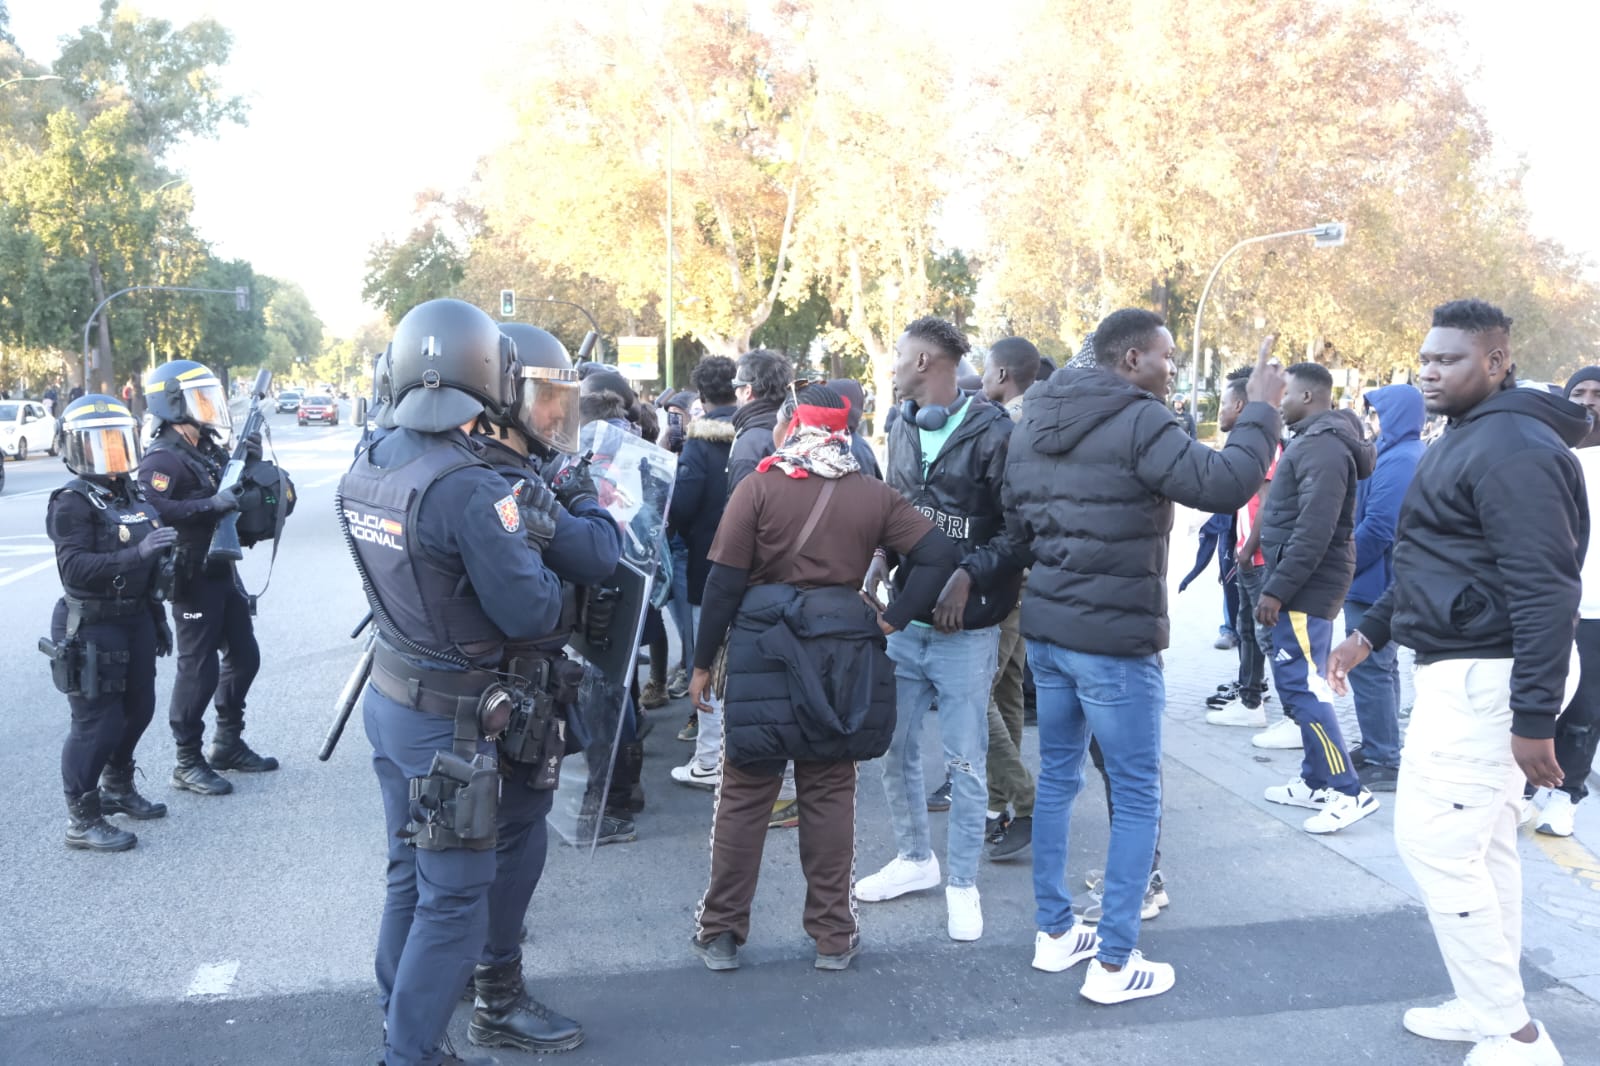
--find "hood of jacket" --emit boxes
[1364,384,1424,454]
[1458,384,1592,447]
[1290,408,1376,480]
[687,407,737,443]
[1028,367,1151,458]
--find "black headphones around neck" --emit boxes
[900,392,969,431]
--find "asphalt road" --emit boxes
[1,413,1597,1066]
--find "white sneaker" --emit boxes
[1264,777,1332,811]
[1303,788,1379,833]
[1518,795,1540,829]
[946,884,982,941]
[1464,1021,1564,1065]
[669,760,720,790]
[855,854,941,902]
[1032,924,1099,972]
[1206,698,1267,728]
[1403,998,1482,1043]
[1080,950,1175,1004]
[1252,717,1304,749]
[1537,792,1576,837]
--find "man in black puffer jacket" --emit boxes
[1004,310,1282,1002]
[1327,300,1586,1063]
[855,316,1026,945]
[1254,363,1378,835]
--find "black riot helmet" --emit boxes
[387,299,516,433]
[493,323,581,455]
[143,359,232,439]
[57,394,143,481]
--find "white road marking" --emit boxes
[0,559,55,587]
[185,960,240,998]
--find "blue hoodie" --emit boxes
[1346,384,1425,606]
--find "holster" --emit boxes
[405,750,500,851]
[497,655,580,788]
[39,637,81,696]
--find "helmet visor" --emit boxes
[63,418,142,476]
[517,368,581,454]
[183,380,232,437]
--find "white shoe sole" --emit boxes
[1081,968,1175,1004]
[1536,819,1574,837]
[1032,929,1099,972]
[1304,795,1380,834]
[669,767,720,790]
[1264,789,1326,811]
[1207,712,1268,728]
[856,869,941,903]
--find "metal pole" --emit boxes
[665,116,675,391]
[81,284,246,388]
[1188,226,1327,416]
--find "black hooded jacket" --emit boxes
[1004,366,1281,657]
[1258,409,1377,618]
[1357,386,1590,738]
[885,394,1024,629]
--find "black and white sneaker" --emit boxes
[1205,683,1242,710]
[1080,950,1175,1004]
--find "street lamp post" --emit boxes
[0,74,64,91]
[1189,222,1346,415]
[81,284,249,389]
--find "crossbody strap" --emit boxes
[792,478,837,558]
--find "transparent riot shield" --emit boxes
[547,421,676,853]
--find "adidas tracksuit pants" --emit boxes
[1269,611,1361,797]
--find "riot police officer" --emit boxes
[138,360,275,795]
[45,395,177,851]
[340,300,567,1066]
[464,323,619,1054]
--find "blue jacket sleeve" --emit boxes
[1352,454,1405,576]
[668,440,706,532]
[441,469,566,641]
[541,497,622,587]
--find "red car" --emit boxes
[297,395,339,426]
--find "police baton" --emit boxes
[319,617,375,762]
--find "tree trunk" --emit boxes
[89,253,113,392]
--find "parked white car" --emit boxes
[0,400,58,460]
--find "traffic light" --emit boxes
[235,286,250,311]
[500,290,515,317]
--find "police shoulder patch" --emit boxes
[494,494,521,533]
[150,472,171,493]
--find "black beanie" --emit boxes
[1564,366,1600,398]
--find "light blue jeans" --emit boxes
[879,625,999,888]
[1344,600,1401,768]
[1028,640,1164,967]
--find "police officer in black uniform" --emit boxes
[46,395,177,851]
[138,360,276,796]
[463,323,619,1054]
[340,299,568,1066]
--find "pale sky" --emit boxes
[12,1,1600,336]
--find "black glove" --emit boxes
[548,455,599,511]
[137,525,179,560]
[243,432,263,463]
[153,614,174,658]
[207,485,242,514]
[583,586,619,646]
[512,477,560,553]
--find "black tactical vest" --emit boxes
[51,479,161,603]
[338,436,508,666]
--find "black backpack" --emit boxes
[235,457,296,547]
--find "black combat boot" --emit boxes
[100,762,168,819]
[65,791,136,851]
[172,745,234,795]
[208,710,279,772]
[468,955,584,1053]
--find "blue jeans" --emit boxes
[1028,641,1163,967]
[670,538,693,672]
[879,625,999,888]
[1344,600,1401,768]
